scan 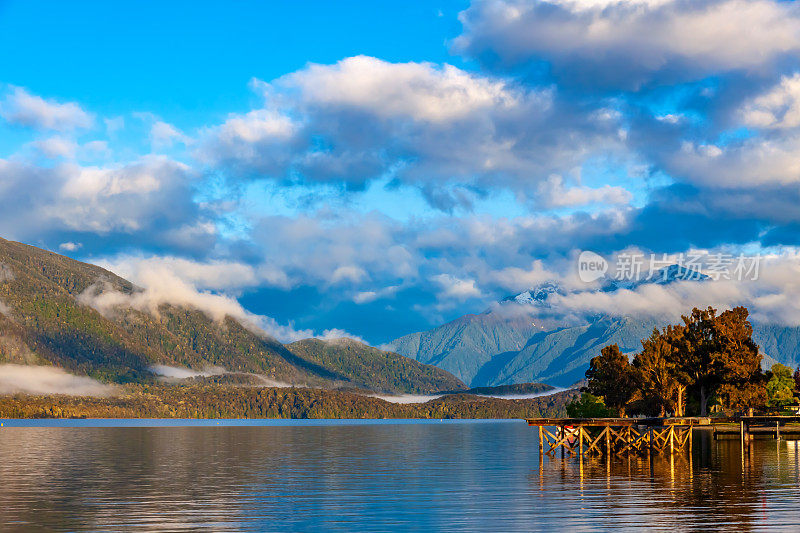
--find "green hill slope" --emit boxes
[286,338,466,394]
[0,237,465,392]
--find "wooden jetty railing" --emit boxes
[528,416,800,457]
[527,417,707,457]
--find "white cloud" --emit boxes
[668,137,800,188]
[31,136,78,158]
[58,242,82,252]
[456,0,800,88]
[499,251,800,328]
[486,260,560,292]
[197,108,297,175]
[30,137,111,161]
[199,56,621,207]
[536,174,632,208]
[281,55,519,122]
[78,256,362,343]
[741,73,800,130]
[150,120,191,149]
[432,273,482,301]
[330,265,368,284]
[1,87,93,130]
[0,364,115,396]
[0,155,208,244]
[97,255,290,292]
[353,285,400,304]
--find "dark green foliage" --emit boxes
[585,344,638,416]
[566,392,612,418]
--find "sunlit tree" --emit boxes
[634,325,689,416]
[585,344,638,417]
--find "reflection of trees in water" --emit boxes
[0,423,525,531]
[0,426,383,530]
[531,429,800,530]
[5,424,800,530]
[0,427,273,530]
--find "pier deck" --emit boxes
[526,416,800,457]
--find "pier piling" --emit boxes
[529,415,800,458]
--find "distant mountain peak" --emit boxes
[602,263,709,292]
[500,264,708,307]
[501,281,562,306]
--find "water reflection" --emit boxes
[1,422,799,531]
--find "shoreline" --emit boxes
[0,418,523,427]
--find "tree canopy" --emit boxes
[580,306,792,417]
[585,344,638,416]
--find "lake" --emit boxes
[1,419,799,531]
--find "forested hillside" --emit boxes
[0,238,464,394]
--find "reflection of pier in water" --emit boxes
[526,416,800,458]
[530,432,800,530]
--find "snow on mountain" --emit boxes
[501,281,562,306]
[390,264,799,388]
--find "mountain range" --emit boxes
[0,237,465,395]
[390,265,795,387]
[4,236,792,395]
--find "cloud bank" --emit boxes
[0,365,115,396]
[3,0,800,344]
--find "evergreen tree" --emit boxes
[585,344,638,417]
[634,325,689,416]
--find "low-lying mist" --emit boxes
[372,387,564,404]
[149,364,227,380]
[0,365,115,396]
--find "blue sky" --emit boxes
[3,0,800,344]
[0,1,467,125]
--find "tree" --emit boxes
[710,306,764,412]
[679,307,718,416]
[679,306,763,415]
[766,363,796,410]
[585,344,638,417]
[566,392,612,418]
[634,325,689,416]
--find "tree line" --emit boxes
[0,383,578,420]
[570,306,799,418]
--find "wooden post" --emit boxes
[740,420,745,457]
[605,425,611,454]
[578,426,584,457]
[688,424,693,454]
[745,421,751,449]
[539,426,544,455]
[776,421,780,441]
[668,425,674,454]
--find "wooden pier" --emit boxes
[526,416,800,457]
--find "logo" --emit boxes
[577,251,608,283]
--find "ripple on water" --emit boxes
[0,421,799,531]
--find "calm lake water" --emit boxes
[1,419,800,532]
